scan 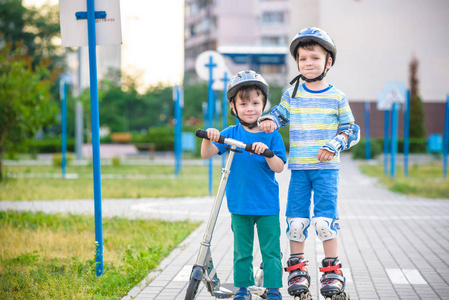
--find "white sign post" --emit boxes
[59,0,122,277]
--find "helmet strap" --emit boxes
[290,52,330,97]
[230,104,258,129]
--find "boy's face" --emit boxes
[231,88,264,125]
[296,45,332,79]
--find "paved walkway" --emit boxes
[1,154,448,299]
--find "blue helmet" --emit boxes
[227,70,269,102]
[289,27,337,65]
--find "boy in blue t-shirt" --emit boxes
[201,70,287,300]
[259,27,360,299]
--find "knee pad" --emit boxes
[312,217,340,241]
[286,217,310,242]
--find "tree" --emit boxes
[0,0,62,68]
[409,57,426,139]
[0,42,59,180]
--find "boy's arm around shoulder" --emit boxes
[258,104,290,133]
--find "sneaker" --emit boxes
[266,288,282,299]
[234,288,252,300]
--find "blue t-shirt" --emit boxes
[213,124,287,215]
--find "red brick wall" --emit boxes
[350,102,446,139]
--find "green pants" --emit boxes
[231,214,283,288]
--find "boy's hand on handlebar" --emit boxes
[206,128,220,142]
[251,142,269,155]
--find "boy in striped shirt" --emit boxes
[258,27,359,300]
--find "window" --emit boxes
[261,11,284,25]
[261,36,287,46]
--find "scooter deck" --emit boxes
[213,283,266,297]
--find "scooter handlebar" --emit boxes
[195,129,275,158]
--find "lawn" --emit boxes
[1,163,222,200]
[0,162,212,299]
[359,163,449,199]
[0,210,199,299]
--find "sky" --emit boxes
[25,0,185,88]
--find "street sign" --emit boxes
[195,50,228,81]
[59,0,122,47]
[377,82,406,110]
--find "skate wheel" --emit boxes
[293,292,312,300]
[324,291,349,300]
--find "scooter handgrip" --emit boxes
[195,129,226,144]
[195,129,208,139]
[244,144,275,158]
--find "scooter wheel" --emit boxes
[185,277,201,300]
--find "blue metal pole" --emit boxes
[215,92,220,129]
[202,102,207,167]
[404,90,410,177]
[178,86,184,172]
[390,103,399,178]
[61,80,67,179]
[364,102,371,160]
[174,86,181,176]
[383,110,390,175]
[206,56,216,196]
[87,0,103,276]
[443,95,449,178]
[221,71,229,169]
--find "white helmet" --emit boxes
[226,70,269,129]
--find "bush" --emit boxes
[398,138,427,153]
[351,137,427,160]
[350,138,383,159]
[112,156,121,166]
[26,139,75,154]
[140,126,175,151]
[52,153,73,167]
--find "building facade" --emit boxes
[184,0,290,86]
[288,0,449,138]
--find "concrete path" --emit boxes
[1,154,448,299]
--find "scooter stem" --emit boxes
[195,146,237,266]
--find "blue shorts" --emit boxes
[286,169,340,219]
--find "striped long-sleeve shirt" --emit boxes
[272,83,355,170]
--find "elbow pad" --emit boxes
[338,123,360,150]
[321,123,361,155]
[321,135,346,156]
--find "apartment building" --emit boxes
[184,0,290,86]
[185,0,448,138]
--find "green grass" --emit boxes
[359,163,449,199]
[1,164,222,200]
[0,211,199,299]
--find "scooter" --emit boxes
[185,129,274,300]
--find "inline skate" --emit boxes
[319,258,349,300]
[285,256,312,300]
